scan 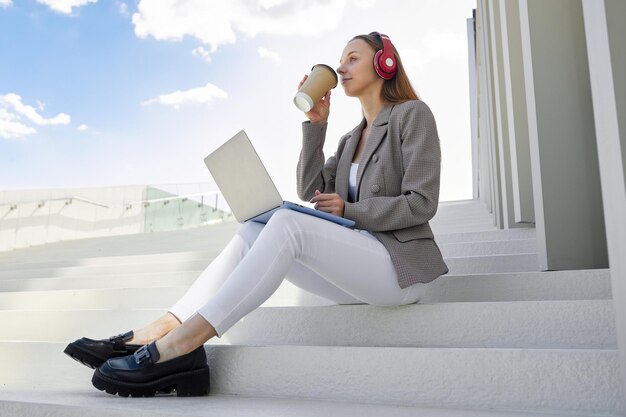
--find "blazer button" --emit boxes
[372,154,379,163]
[371,184,380,193]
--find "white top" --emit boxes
[348,163,358,203]
[348,162,375,238]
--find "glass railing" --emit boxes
[0,183,236,251]
[142,183,235,232]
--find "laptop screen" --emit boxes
[203,130,283,222]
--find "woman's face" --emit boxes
[337,39,383,98]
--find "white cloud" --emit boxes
[0,108,36,140]
[258,0,288,8]
[0,0,12,8]
[352,0,375,6]
[192,46,211,63]
[119,2,129,17]
[78,124,89,131]
[142,82,228,110]
[36,0,97,15]
[0,93,72,140]
[258,47,281,64]
[131,0,356,60]
[397,30,467,71]
[1,93,70,126]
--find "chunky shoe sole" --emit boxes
[64,344,109,369]
[92,366,211,397]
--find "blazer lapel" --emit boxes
[355,104,394,200]
[336,120,365,200]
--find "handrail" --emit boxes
[3,191,224,211]
[135,191,221,207]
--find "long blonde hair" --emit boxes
[351,32,419,104]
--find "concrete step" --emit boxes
[0,254,541,291]
[0,300,616,349]
[0,258,213,280]
[433,204,493,214]
[0,270,611,309]
[435,228,535,244]
[0,234,536,279]
[0,222,240,260]
[437,215,494,223]
[430,217,495,227]
[0,388,596,417]
[0,271,201,292]
[0,280,334,309]
[431,208,493,220]
[204,345,621,414]
[11,221,239,248]
[0,286,190,310]
[0,249,215,271]
[206,300,617,349]
[0,223,534,263]
[0,239,230,264]
[431,211,494,221]
[434,199,493,215]
[433,225,501,234]
[439,239,537,257]
[422,269,612,303]
[0,342,620,414]
[0,237,538,275]
[445,253,538,274]
[0,254,539,281]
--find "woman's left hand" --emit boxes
[310,190,345,217]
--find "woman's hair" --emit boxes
[351,33,420,104]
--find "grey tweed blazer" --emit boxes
[296,100,449,289]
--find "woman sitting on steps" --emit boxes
[64,31,448,398]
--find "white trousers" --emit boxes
[169,209,435,336]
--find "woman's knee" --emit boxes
[269,208,299,222]
[236,220,265,243]
[265,209,305,231]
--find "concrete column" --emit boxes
[489,0,531,230]
[476,0,494,213]
[486,0,503,228]
[518,0,608,270]
[487,0,510,229]
[468,12,480,200]
[582,0,626,409]
[498,0,534,225]
[480,0,503,227]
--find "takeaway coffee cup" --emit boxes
[294,64,338,112]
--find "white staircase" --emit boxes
[0,199,621,416]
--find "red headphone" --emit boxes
[371,32,397,80]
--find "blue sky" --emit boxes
[0,0,476,203]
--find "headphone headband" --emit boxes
[370,31,397,80]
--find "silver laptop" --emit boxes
[204,130,355,228]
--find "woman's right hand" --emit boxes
[298,74,331,124]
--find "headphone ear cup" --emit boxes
[374,49,394,80]
[374,49,384,78]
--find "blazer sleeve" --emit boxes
[296,121,345,201]
[343,101,441,231]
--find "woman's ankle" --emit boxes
[128,313,181,345]
[127,329,152,345]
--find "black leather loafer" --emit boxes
[92,342,210,397]
[64,331,142,369]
